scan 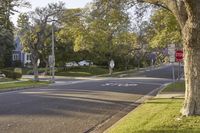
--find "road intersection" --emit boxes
[0,64,183,133]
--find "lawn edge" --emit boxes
[89,83,169,133]
[0,84,50,93]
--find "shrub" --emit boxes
[12,60,23,67]
[14,68,22,74]
[1,70,22,79]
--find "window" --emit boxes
[13,54,19,61]
[27,54,31,61]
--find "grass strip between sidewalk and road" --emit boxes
[0,78,15,82]
[161,81,185,93]
[0,81,50,90]
[105,82,200,133]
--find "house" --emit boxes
[12,36,31,66]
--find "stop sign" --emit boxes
[176,50,183,62]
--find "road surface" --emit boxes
[0,64,183,133]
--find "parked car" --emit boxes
[65,61,79,67]
[78,60,93,66]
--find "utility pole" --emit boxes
[49,13,81,83]
[51,21,55,83]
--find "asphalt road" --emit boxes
[0,64,183,133]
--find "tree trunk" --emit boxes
[44,59,49,76]
[31,54,39,82]
[33,62,39,82]
[125,57,130,71]
[181,18,200,116]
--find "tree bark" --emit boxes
[137,0,200,116]
[181,14,200,116]
[33,62,39,82]
[42,58,49,76]
[31,54,39,82]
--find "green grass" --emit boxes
[162,81,185,93]
[106,98,200,133]
[0,78,15,82]
[56,66,108,77]
[0,81,49,90]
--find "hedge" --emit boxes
[1,70,22,79]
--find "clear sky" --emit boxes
[11,0,93,25]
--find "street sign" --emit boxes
[48,55,55,67]
[168,44,175,63]
[37,59,40,67]
[110,59,115,69]
[176,50,183,62]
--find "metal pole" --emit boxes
[51,22,55,83]
[178,62,180,81]
[172,63,175,82]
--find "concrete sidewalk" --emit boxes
[156,92,185,98]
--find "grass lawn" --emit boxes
[100,69,137,77]
[0,81,49,90]
[0,78,15,82]
[106,82,200,133]
[56,66,109,77]
[106,98,200,133]
[162,81,185,93]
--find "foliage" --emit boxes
[1,70,22,79]
[12,60,23,67]
[147,9,182,48]
[56,66,108,77]
[0,29,14,68]
[18,2,65,81]
[0,0,30,68]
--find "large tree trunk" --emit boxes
[181,15,200,116]
[33,62,39,82]
[31,54,39,82]
[43,59,49,76]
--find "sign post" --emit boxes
[49,55,55,82]
[109,59,115,75]
[168,44,175,82]
[176,50,183,81]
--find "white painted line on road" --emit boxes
[129,82,163,86]
[49,80,91,86]
[101,83,138,87]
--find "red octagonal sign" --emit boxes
[176,50,183,62]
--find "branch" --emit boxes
[136,0,187,29]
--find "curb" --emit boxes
[87,84,167,133]
[0,84,49,94]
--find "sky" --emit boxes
[11,0,93,26]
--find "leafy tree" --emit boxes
[113,32,137,70]
[19,2,65,81]
[0,0,30,68]
[147,9,181,49]
[56,8,89,65]
[125,0,200,116]
[83,0,131,68]
[0,29,14,67]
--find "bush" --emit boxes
[14,68,22,74]
[12,60,23,67]
[1,70,22,79]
